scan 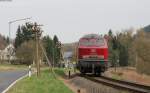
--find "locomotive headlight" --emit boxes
[83,55,89,58]
[91,49,96,53]
[98,55,104,59]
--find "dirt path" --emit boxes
[59,77,86,93]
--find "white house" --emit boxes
[0,44,16,61]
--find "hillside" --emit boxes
[62,42,78,52]
[143,25,150,32]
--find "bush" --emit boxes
[16,40,35,65]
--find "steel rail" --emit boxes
[79,75,150,93]
[100,76,150,91]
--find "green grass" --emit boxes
[54,68,66,77]
[7,69,73,93]
[111,73,122,80]
[110,71,123,80]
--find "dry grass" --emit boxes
[0,64,27,71]
[105,67,150,86]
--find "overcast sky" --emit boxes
[0,0,150,43]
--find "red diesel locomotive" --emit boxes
[77,34,108,75]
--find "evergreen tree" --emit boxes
[53,35,59,45]
[108,30,119,67]
[14,22,34,49]
[119,45,128,66]
[42,36,54,62]
[6,36,9,44]
[15,22,43,65]
[108,29,113,37]
[14,25,23,48]
[21,22,34,41]
[112,36,118,50]
[117,31,133,66]
[53,35,61,66]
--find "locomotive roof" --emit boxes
[82,34,102,39]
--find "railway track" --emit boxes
[78,74,150,93]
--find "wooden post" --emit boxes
[77,89,80,93]
[32,22,43,77]
[68,70,71,79]
[35,30,40,76]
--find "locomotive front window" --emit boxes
[79,38,104,46]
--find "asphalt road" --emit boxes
[0,70,28,93]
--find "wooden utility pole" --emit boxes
[32,22,43,77]
[36,29,40,76]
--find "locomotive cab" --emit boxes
[77,34,108,75]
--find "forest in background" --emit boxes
[68,25,150,75]
[0,22,150,75]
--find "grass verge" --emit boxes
[0,64,27,71]
[7,69,73,93]
[54,68,66,77]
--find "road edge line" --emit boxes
[2,73,28,93]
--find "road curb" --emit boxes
[2,73,28,93]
